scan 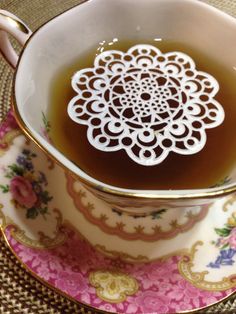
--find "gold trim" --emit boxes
[0,204,6,227]
[69,184,210,242]
[178,242,236,291]
[89,269,139,303]
[0,207,66,249]
[0,129,22,156]
[1,226,236,314]
[0,205,20,229]
[7,209,67,249]
[95,243,190,263]
[0,129,67,249]
[47,156,55,170]
[223,195,236,212]
[63,219,192,263]
[65,218,198,263]
[94,244,149,263]
[0,12,30,35]
[9,226,66,249]
[11,0,236,201]
[2,0,236,312]
[0,227,106,314]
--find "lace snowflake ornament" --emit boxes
[68,44,224,166]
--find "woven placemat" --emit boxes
[0,0,236,313]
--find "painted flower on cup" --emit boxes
[208,212,236,268]
[0,149,53,219]
[228,228,236,249]
[41,111,52,143]
[10,176,37,208]
[0,110,19,140]
[0,110,21,152]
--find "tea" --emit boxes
[48,40,236,190]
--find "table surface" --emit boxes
[0,0,236,313]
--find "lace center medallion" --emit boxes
[68,45,224,166]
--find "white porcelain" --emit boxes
[1,0,236,213]
[1,112,236,265]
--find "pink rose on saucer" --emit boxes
[135,291,170,313]
[228,228,236,249]
[0,110,19,139]
[10,176,37,208]
[55,271,87,296]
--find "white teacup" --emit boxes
[0,0,236,215]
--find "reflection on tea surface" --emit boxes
[48,39,236,190]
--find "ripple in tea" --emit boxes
[48,40,236,190]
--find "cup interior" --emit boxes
[14,0,236,196]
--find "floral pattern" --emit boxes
[5,225,236,314]
[208,212,236,268]
[0,110,236,313]
[112,207,167,219]
[0,110,21,152]
[67,177,209,242]
[89,270,139,302]
[10,176,38,208]
[210,176,231,188]
[0,149,53,219]
[68,44,224,166]
[0,110,19,139]
[41,111,52,142]
[134,291,171,313]
[55,271,88,296]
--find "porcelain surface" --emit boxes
[0,112,235,313]
[10,0,236,209]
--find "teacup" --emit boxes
[1,0,236,215]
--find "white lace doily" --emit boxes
[68,44,224,166]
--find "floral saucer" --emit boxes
[0,111,236,313]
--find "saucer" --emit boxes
[0,110,235,313]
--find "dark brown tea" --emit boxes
[48,39,236,190]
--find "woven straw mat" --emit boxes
[0,0,236,313]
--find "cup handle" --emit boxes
[0,10,32,68]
